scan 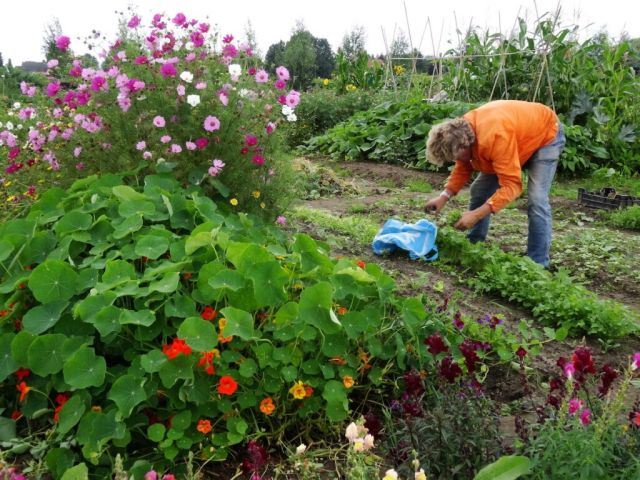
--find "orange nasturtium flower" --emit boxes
[289,381,307,400]
[356,260,366,269]
[198,351,216,375]
[197,419,213,434]
[162,338,192,360]
[218,375,238,396]
[16,382,31,402]
[336,306,348,316]
[343,375,355,389]
[218,317,233,343]
[304,385,314,397]
[259,397,276,415]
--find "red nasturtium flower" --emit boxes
[336,306,348,315]
[198,351,216,375]
[162,338,192,360]
[201,306,217,321]
[16,382,31,402]
[15,368,31,381]
[53,393,70,422]
[259,397,275,415]
[356,260,366,269]
[11,410,22,420]
[197,419,212,434]
[218,375,238,395]
[304,385,314,397]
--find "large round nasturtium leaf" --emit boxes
[219,307,254,340]
[0,333,17,382]
[134,235,170,260]
[247,261,288,307]
[54,211,93,236]
[63,347,106,388]
[118,200,156,218]
[22,300,69,335]
[177,317,217,352]
[0,240,14,262]
[108,374,148,417]
[28,260,79,304]
[27,334,67,376]
[57,395,86,435]
[208,269,246,292]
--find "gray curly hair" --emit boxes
[426,118,476,166]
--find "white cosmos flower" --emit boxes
[186,94,201,107]
[228,64,241,77]
[180,71,194,83]
[282,105,293,116]
[5,121,14,131]
[287,113,297,122]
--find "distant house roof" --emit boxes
[20,61,47,73]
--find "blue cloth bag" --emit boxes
[372,218,438,261]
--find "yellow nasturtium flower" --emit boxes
[230,198,238,206]
[252,190,261,199]
[322,78,330,86]
[289,381,307,400]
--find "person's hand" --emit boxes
[424,194,448,214]
[454,210,482,230]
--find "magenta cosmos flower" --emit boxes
[56,35,71,51]
[203,115,220,132]
[153,116,166,128]
[128,15,141,28]
[160,63,177,78]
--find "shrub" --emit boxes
[0,10,300,216]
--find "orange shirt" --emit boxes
[444,100,558,212]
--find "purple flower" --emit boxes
[424,334,448,356]
[276,216,286,226]
[128,15,141,28]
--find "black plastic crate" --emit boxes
[577,187,640,209]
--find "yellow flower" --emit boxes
[342,375,355,389]
[346,84,357,92]
[393,65,405,75]
[415,468,427,480]
[4,181,12,187]
[230,198,238,206]
[289,381,307,400]
[260,202,266,209]
[91,405,102,413]
[252,190,261,199]
[322,78,330,86]
[6,196,16,203]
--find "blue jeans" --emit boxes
[467,124,566,267]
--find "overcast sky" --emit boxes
[0,0,636,65]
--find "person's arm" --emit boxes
[444,159,474,196]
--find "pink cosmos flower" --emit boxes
[75,162,84,171]
[274,79,286,90]
[143,151,152,159]
[135,55,148,65]
[172,13,187,26]
[208,158,225,176]
[136,141,146,151]
[203,116,220,132]
[144,471,158,480]
[171,144,182,153]
[580,409,591,425]
[195,82,206,90]
[47,59,59,69]
[222,44,238,58]
[276,66,290,81]
[276,216,286,226]
[56,35,71,51]
[160,135,172,144]
[568,398,583,415]
[90,76,107,91]
[199,22,210,33]
[222,34,234,44]
[185,52,196,63]
[190,31,205,48]
[252,155,265,166]
[185,141,197,151]
[254,69,269,83]
[218,92,229,106]
[160,63,177,78]
[245,134,258,146]
[73,146,82,158]
[128,15,141,28]
[285,91,300,108]
[176,85,186,96]
[195,138,209,149]
[153,116,166,128]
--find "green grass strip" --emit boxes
[291,206,639,340]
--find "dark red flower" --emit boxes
[598,364,618,397]
[424,334,448,356]
[439,356,462,383]
[515,347,527,359]
[201,306,217,321]
[403,370,424,397]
